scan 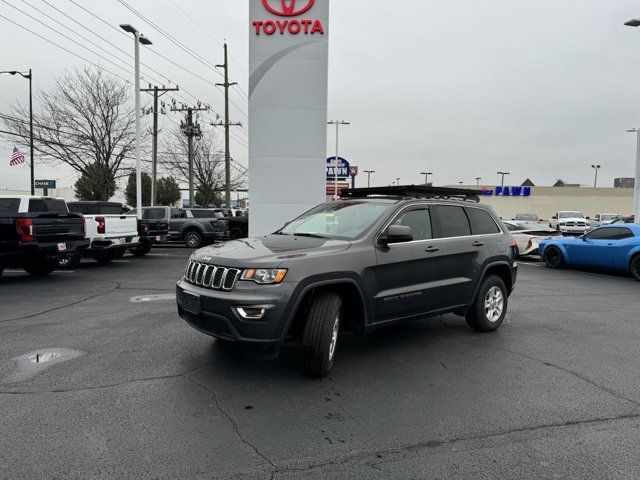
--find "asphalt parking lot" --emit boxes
[1,249,639,479]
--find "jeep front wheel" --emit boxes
[302,292,342,378]
[466,275,508,332]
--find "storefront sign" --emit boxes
[326,157,350,178]
[481,186,532,197]
[252,0,325,36]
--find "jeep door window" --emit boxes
[435,205,471,238]
[391,208,432,241]
[466,207,501,235]
[278,201,392,240]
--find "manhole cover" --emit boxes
[29,352,61,363]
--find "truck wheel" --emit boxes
[23,259,58,276]
[630,255,640,281]
[465,275,508,332]
[91,250,115,264]
[230,228,243,240]
[543,247,564,269]
[58,252,81,269]
[184,231,203,248]
[129,241,152,257]
[301,292,342,378]
[114,248,126,259]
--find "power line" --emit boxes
[0,13,130,84]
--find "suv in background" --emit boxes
[177,186,518,377]
[169,208,230,248]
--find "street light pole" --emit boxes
[1,70,34,194]
[591,164,601,188]
[328,121,350,200]
[420,171,433,185]
[363,170,375,188]
[627,129,640,222]
[475,177,482,186]
[120,24,152,219]
[497,171,510,187]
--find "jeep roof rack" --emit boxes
[340,185,483,203]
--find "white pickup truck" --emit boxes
[65,201,139,265]
[549,210,590,235]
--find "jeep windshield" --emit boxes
[277,201,393,240]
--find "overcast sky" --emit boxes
[2,0,640,195]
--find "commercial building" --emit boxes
[453,185,633,221]
[614,177,635,188]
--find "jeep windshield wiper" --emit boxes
[292,232,330,239]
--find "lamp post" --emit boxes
[396,177,400,186]
[327,120,350,200]
[475,177,482,186]
[591,164,601,188]
[2,70,34,194]
[120,24,152,219]
[497,171,510,187]
[363,170,375,188]
[420,171,433,185]
[627,129,640,223]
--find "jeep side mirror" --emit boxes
[381,225,413,245]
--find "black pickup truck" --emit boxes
[0,196,88,277]
[130,206,171,256]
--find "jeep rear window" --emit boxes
[28,198,68,213]
[278,201,392,240]
[435,205,471,238]
[466,207,500,235]
[0,198,20,213]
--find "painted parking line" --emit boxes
[129,293,176,303]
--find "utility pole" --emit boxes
[214,43,242,209]
[497,171,510,187]
[171,104,208,207]
[363,170,375,188]
[328,120,350,200]
[141,84,179,205]
[420,171,433,185]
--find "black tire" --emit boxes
[184,230,203,249]
[465,275,508,332]
[0,265,4,277]
[58,252,81,269]
[129,241,152,257]
[114,248,126,259]
[630,255,640,281]
[230,228,243,240]
[301,292,342,378]
[543,246,564,269]
[23,259,58,276]
[91,250,115,264]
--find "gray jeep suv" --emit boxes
[177,186,518,377]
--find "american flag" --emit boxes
[9,147,25,166]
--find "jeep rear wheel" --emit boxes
[302,292,342,378]
[466,275,508,332]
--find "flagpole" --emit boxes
[28,69,34,195]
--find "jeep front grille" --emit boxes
[183,260,241,291]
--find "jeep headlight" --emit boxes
[240,268,287,284]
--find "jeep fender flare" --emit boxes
[278,273,370,342]
[470,260,515,302]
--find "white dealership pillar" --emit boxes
[249,0,330,236]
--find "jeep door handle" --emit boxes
[472,241,485,247]
[425,246,440,253]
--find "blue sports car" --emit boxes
[539,223,640,280]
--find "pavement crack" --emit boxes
[270,410,640,478]
[0,363,213,395]
[186,374,277,471]
[453,338,640,408]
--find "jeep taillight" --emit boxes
[17,218,34,242]
[95,216,106,234]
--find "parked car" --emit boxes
[593,213,620,226]
[67,201,139,265]
[549,211,590,235]
[128,207,171,256]
[176,186,518,377]
[168,208,229,248]
[503,221,559,256]
[513,213,539,222]
[0,196,88,276]
[540,224,640,280]
[611,215,635,224]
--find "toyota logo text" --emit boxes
[262,0,315,17]
[253,0,324,36]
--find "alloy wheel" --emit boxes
[484,286,504,323]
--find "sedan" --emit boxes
[539,224,640,280]
[503,221,559,256]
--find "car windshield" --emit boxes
[515,214,538,221]
[278,201,392,240]
[559,212,583,219]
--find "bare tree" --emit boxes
[1,66,138,200]
[161,125,245,207]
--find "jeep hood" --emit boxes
[193,234,351,267]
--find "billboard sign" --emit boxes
[481,186,532,197]
[35,180,56,189]
[326,157,350,179]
